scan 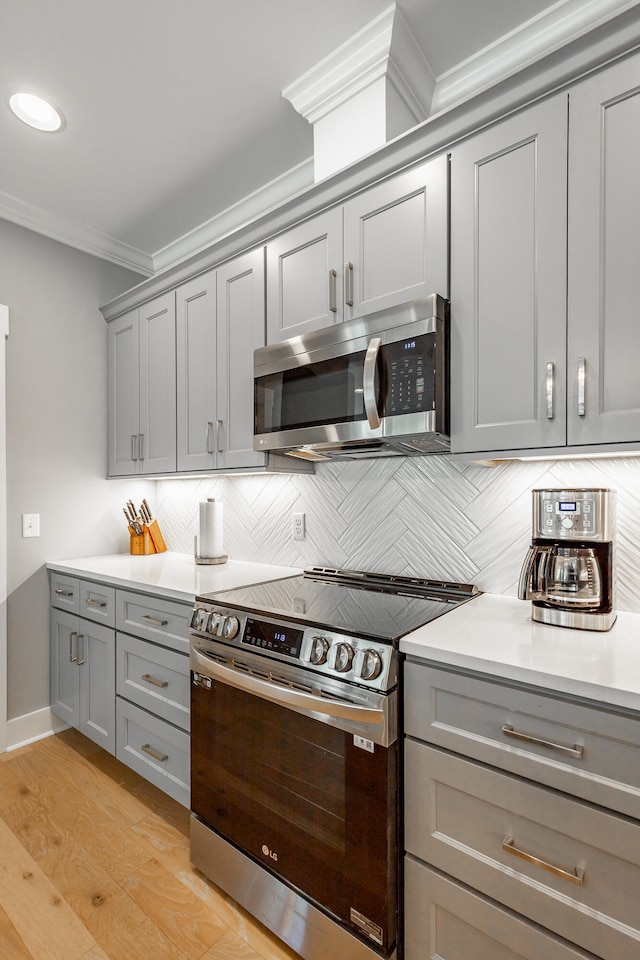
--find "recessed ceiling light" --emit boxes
[8,91,64,132]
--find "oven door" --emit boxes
[190,642,398,954]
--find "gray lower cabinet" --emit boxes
[266,154,449,343]
[404,661,640,960]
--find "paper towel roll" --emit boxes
[199,499,224,558]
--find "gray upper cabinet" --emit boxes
[266,154,449,343]
[450,94,568,453]
[176,248,265,472]
[108,291,177,476]
[567,53,640,446]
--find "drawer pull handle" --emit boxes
[86,598,107,608]
[141,743,169,763]
[55,588,74,598]
[501,724,584,760]
[141,673,169,689]
[141,615,169,627]
[503,835,585,886]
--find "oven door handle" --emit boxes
[191,647,385,726]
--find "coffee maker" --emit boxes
[518,488,616,631]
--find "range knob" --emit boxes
[222,616,239,639]
[333,642,354,673]
[360,649,383,681]
[308,635,329,665]
[207,612,222,635]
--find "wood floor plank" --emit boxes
[121,857,227,959]
[201,928,278,960]
[0,757,33,815]
[0,901,36,960]
[0,819,96,960]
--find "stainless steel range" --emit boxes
[189,567,479,960]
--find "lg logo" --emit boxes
[261,844,278,861]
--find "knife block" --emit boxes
[129,528,156,555]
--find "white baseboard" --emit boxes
[5,706,69,751]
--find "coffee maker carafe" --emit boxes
[518,488,616,631]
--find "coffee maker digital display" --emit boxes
[518,488,616,631]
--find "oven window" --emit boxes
[191,675,397,952]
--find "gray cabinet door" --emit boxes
[50,608,79,727]
[138,292,176,474]
[107,309,139,476]
[266,207,343,342]
[450,95,568,453]
[567,53,640,445]
[176,269,217,471]
[343,154,449,319]
[216,247,266,470]
[78,620,115,754]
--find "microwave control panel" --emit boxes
[384,334,432,416]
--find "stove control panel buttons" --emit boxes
[359,648,383,681]
[331,641,354,673]
[308,635,329,665]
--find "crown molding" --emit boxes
[431,0,640,112]
[0,189,153,275]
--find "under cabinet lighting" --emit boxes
[8,91,64,132]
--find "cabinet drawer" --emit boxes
[50,573,79,614]
[405,740,640,960]
[405,661,640,819]
[116,633,189,731]
[405,857,593,960]
[116,699,189,807]
[79,580,116,627]
[116,590,190,653]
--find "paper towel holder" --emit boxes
[194,497,228,565]
[194,534,228,565]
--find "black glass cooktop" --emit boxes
[199,567,479,644]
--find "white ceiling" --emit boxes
[0,0,632,274]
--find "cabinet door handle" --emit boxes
[141,673,169,689]
[141,743,169,762]
[69,630,78,663]
[545,362,555,419]
[502,835,585,886]
[76,634,85,666]
[141,614,169,627]
[344,261,354,307]
[501,723,584,759]
[328,268,337,313]
[577,357,586,417]
[85,598,107,608]
[55,588,74,598]
[138,434,145,460]
[216,419,224,453]
[131,434,138,462]
[206,421,214,455]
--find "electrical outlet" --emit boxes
[22,513,40,538]
[292,512,306,541]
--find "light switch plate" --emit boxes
[22,513,40,538]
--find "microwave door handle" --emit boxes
[363,337,382,429]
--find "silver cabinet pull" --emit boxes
[69,630,78,663]
[577,357,586,417]
[131,434,138,462]
[502,723,584,759]
[55,588,74,598]
[76,634,85,666]
[141,614,169,627]
[545,362,555,419]
[138,433,145,460]
[503,835,585,886]
[345,261,354,306]
[216,419,224,453]
[85,598,107,608]
[328,268,337,313]
[206,421,214,455]
[362,337,382,430]
[141,673,169,689]
[141,743,169,762]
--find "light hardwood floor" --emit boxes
[0,729,301,960]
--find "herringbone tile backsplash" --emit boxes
[157,455,640,612]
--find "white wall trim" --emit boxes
[0,305,7,753]
[5,706,69,752]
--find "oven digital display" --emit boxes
[242,618,304,657]
[558,502,577,512]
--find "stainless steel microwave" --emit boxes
[253,293,449,461]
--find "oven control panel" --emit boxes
[190,602,397,692]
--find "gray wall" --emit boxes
[1,219,151,720]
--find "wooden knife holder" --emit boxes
[129,528,156,555]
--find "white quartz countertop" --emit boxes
[46,552,302,603]
[400,593,640,713]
